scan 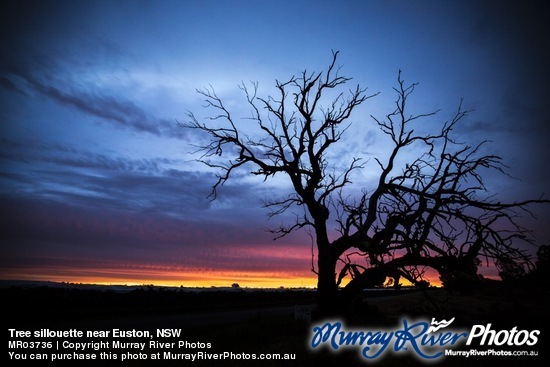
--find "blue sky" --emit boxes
[1,0,549,286]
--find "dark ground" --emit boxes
[2,282,549,366]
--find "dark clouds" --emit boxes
[0,45,188,139]
[0,139,213,215]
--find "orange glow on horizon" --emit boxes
[5,247,502,290]
[1,265,447,289]
[1,267,319,289]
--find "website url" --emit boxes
[163,351,296,361]
[445,349,538,358]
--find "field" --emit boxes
[2,281,549,366]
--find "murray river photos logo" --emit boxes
[310,317,540,361]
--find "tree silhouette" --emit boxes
[184,51,548,315]
[496,257,527,283]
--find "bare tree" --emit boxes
[184,51,547,315]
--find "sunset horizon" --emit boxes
[8,262,510,289]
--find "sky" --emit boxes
[1,0,549,288]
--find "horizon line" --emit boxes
[0,278,442,290]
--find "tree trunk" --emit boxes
[315,246,340,318]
